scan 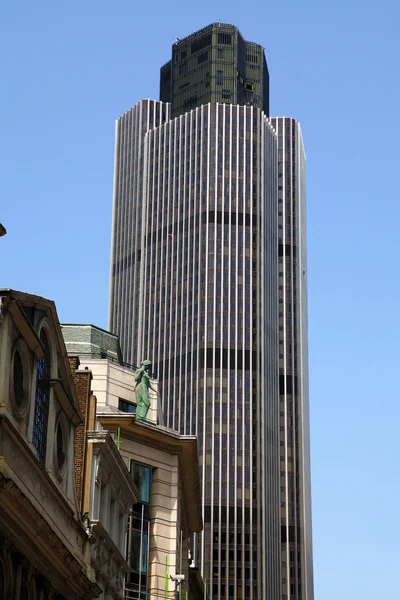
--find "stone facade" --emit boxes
[97,414,203,600]
[69,355,139,600]
[61,328,204,600]
[0,290,101,599]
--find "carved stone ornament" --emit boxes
[0,475,101,596]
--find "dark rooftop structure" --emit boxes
[160,22,269,118]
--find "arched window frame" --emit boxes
[32,327,51,466]
[53,412,69,480]
[10,338,32,421]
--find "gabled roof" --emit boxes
[0,289,82,424]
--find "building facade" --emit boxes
[63,325,204,600]
[0,290,101,599]
[108,23,313,600]
[69,356,138,600]
[109,98,280,600]
[160,23,269,119]
[270,118,313,600]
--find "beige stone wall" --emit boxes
[0,293,100,598]
[120,438,184,598]
[78,358,159,423]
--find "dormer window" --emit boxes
[33,329,50,466]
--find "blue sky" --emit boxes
[1,1,399,598]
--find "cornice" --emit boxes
[87,430,138,503]
[0,473,101,598]
[50,378,82,425]
[4,298,44,358]
[97,415,203,533]
[0,414,81,526]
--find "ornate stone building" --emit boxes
[0,289,101,599]
[0,290,204,600]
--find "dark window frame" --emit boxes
[32,329,51,466]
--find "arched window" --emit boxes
[32,328,51,465]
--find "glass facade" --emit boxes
[270,117,313,600]
[160,23,269,119]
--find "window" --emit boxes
[218,32,232,45]
[198,51,208,64]
[11,341,30,418]
[179,61,188,76]
[126,463,152,599]
[56,421,64,469]
[55,414,68,477]
[118,398,136,414]
[191,33,212,54]
[218,48,223,59]
[217,70,223,85]
[133,463,151,503]
[131,530,148,572]
[33,329,50,466]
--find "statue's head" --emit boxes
[141,359,152,371]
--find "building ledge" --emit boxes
[0,472,101,598]
[97,414,203,533]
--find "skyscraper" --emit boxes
[109,23,313,600]
[159,22,269,118]
[270,118,313,600]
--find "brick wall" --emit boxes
[69,356,92,512]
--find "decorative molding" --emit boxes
[0,414,81,526]
[4,299,44,359]
[9,337,32,420]
[91,526,127,599]
[87,430,138,504]
[0,473,101,596]
[51,378,82,425]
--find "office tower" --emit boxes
[160,22,269,118]
[109,23,313,600]
[270,118,313,600]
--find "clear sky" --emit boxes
[1,1,399,598]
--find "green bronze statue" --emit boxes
[135,360,154,419]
